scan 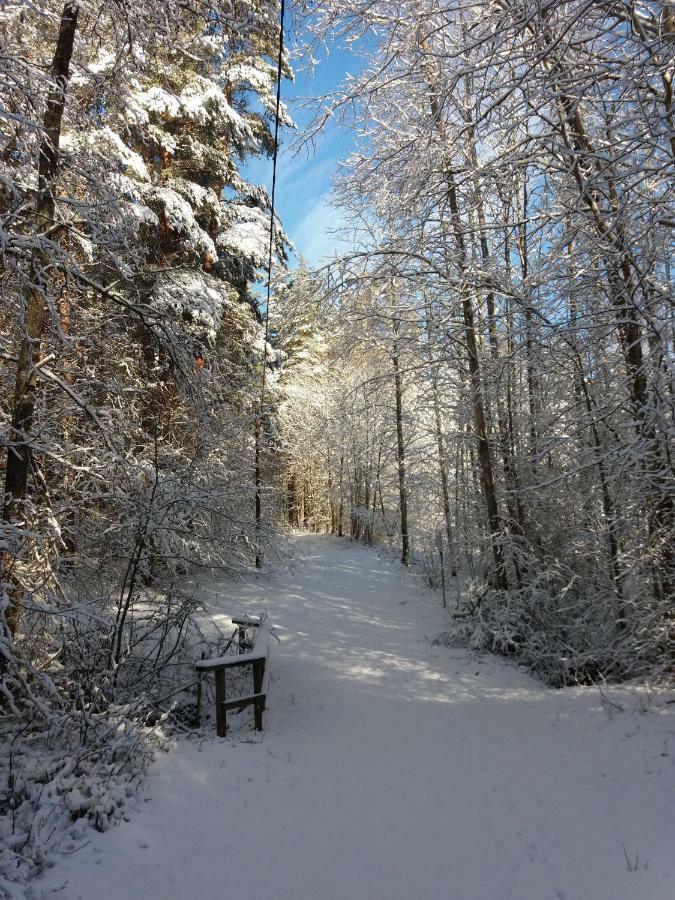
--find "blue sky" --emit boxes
[242,38,361,267]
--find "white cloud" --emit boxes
[281,153,335,197]
[291,193,351,266]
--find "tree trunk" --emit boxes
[424,303,457,575]
[337,451,344,537]
[287,473,299,527]
[254,415,262,569]
[530,3,674,600]
[392,322,410,566]
[419,37,508,590]
[467,120,527,549]
[515,175,539,464]
[2,2,80,637]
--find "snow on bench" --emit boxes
[230,614,263,626]
[196,616,270,736]
[231,614,263,652]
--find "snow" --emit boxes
[146,123,178,155]
[126,198,159,229]
[85,128,150,182]
[128,78,253,143]
[221,220,269,264]
[225,62,295,127]
[152,270,234,343]
[252,336,280,363]
[168,178,221,221]
[195,636,269,669]
[227,62,274,95]
[127,85,181,123]
[218,203,272,266]
[36,536,674,900]
[180,78,250,135]
[142,186,216,258]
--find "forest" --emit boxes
[0,0,673,895]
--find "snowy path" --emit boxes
[39,536,674,900]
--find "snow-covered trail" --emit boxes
[39,535,674,900]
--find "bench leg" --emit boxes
[215,669,226,737]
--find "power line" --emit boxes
[261,0,287,406]
[255,0,287,569]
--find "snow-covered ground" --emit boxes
[36,535,674,900]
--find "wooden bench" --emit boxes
[196,616,270,737]
[232,614,263,653]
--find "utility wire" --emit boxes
[255,0,286,569]
[260,0,286,411]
